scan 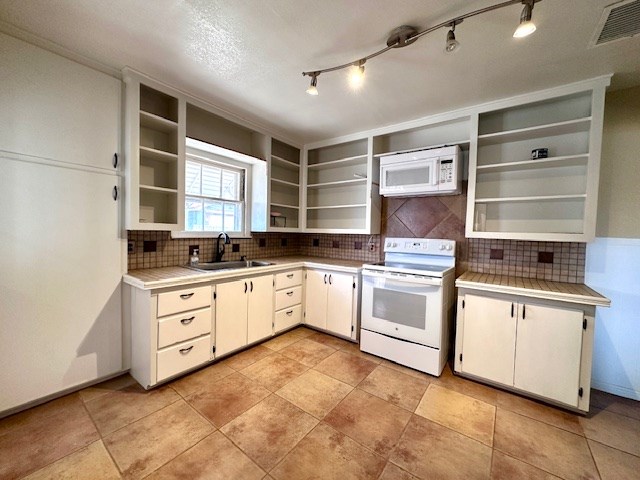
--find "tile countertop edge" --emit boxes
[455,272,611,308]
[123,256,364,290]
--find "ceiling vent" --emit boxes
[591,0,640,46]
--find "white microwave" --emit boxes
[379,145,462,197]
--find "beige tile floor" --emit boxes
[2,326,640,479]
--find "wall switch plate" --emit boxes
[127,240,135,254]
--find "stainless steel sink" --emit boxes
[187,260,273,272]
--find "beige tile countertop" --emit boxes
[456,271,611,307]
[123,256,367,290]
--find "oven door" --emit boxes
[361,270,443,348]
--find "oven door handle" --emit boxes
[362,270,442,286]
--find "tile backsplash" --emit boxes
[467,239,586,283]
[127,231,381,270]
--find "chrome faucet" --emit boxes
[214,232,231,262]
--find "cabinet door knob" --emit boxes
[522,304,526,319]
[179,346,194,355]
[286,310,293,316]
[250,281,253,292]
[287,273,294,278]
[286,291,294,296]
[112,153,118,169]
[511,303,514,318]
[180,316,195,325]
[180,293,194,300]
[112,186,118,201]
[324,274,327,284]
[329,274,332,285]
[244,282,248,293]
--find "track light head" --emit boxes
[348,61,366,89]
[306,74,318,96]
[514,1,537,38]
[445,22,461,53]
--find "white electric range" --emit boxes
[360,237,456,376]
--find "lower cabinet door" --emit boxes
[275,305,302,333]
[514,302,584,406]
[247,274,274,344]
[326,273,354,338]
[156,335,210,382]
[216,280,248,356]
[461,294,517,386]
[304,270,328,329]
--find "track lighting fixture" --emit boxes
[306,73,319,96]
[513,0,537,38]
[302,0,541,94]
[348,61,366,89]
[445,20,461,53]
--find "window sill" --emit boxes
[171,231,252,240]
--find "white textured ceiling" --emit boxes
[1,0,640,144]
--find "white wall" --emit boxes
[587,86,640,400]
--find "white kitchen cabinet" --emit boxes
[303,138,380,233]
[247,275,275,343]
[459,294,517,386]
[216,274,274,356]
[466,77,610,241]
[0,33,121,171]
[304,269,357,339]
[123,68,185,230]
[128,283,213,388]
[513,302,584,406]
[455,288,593,411]
[274,270,304,333]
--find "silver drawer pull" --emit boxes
[179,346,194,355]
[180,293,194,300]
[286,291,294,296]
[286,310,293,316]
[180,316,195,325]
[287,273,294,278]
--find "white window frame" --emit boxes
[172,138,261,239]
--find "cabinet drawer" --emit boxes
[275,270,302,290]
[156,335,210,382]
[157,308,211,349]
[275,285,302,310]
[157,286,210,317]
[275,304,302,333]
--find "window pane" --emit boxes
[223,202,242,232]
[204,199,223,232]
[202,164,221,197]
[185,161,202,195]
[185,197,203,231]
[221,169,240,200]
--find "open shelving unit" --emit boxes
[467,87,606,241]
[268,138,301,231]
[304,138,378,232]
[124,71,186,230]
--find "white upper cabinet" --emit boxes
[303,138,380,233]
[123,69,185,230]
[267,139,302,231]
[0,33,120,170]
[466,77,610,241]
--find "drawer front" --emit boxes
[157,285,211,317]
[274,304,302,333]
[157,308,211,349]
[275,270,302,290]
[275,285,302,310]
[157,335,210,382]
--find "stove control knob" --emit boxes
[386,242,391,247]
[392,242,397,248]
[446,244,453,251]
[439,244,445,250]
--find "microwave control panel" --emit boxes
[439,158,454,184]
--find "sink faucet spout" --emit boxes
[214,232,231,262]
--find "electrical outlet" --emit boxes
[127,240,135,254]
[369,243,376,251]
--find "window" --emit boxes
[185,157,245,233]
